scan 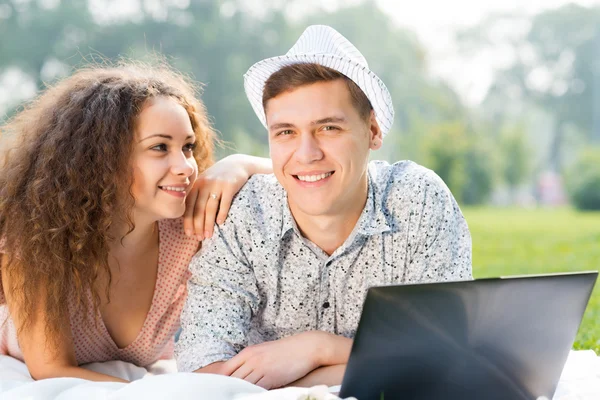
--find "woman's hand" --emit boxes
[183,154,272,240]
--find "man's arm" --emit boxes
[220,331,352,389]
[405,168,473,282]
[194,361,226,374]
[287,364,346,387]
[175,211,260,373]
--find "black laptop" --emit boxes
[338,271,598,400]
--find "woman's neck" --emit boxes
[108,217,158,254]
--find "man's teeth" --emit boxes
[161,186,186,192]
[297,172,332,182]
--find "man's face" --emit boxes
[265,79,382,219]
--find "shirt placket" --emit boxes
[317,258,335,332]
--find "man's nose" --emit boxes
[295,132,324,163]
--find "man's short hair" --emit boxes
[262,63,373,122]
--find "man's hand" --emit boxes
[287,364,347,388]
[221,331,352,389]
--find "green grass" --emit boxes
[463,207,600,353]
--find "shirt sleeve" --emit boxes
[404,168,473,283]
[174,214,260,372]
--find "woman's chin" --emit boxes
[160,206,186,220]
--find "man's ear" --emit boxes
[368,110,383,150]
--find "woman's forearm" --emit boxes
[230,154,272,175]
[32,365,128,383]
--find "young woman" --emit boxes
[0,62,270,382]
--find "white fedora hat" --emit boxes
[243,25,395,137]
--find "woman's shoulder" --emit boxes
[158,218,201,259]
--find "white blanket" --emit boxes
[0,351,599,399]
[0,356,342,400]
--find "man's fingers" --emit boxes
[243,370,264,385]
[255,376,274,390]
[230,363,253,380]
[221,354,246,376]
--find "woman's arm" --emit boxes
[183,154,272,239]
[1,257,127,383]
[226,154,273,175]
[30,365,128,382]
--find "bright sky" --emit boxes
[377,0,600,30]
[272,0,600,104]
[375,0,600,104]
[3,0,600,113]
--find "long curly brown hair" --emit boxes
[0,61,215,347]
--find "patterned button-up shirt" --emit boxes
[175,160,472,372]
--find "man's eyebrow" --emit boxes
[312,116,346,125]
[268,117,347,131]
[138,133,194,142]
[268,122,295,131]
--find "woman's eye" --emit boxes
[151,144,168,152]
[184,142,197,152]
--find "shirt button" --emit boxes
[323,301,330,309]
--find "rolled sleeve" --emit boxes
[175,214,260,372]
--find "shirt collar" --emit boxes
[280,195,297,239]
[279,167,392,239]
[355,167,392,236]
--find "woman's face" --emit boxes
[130,96,198,222]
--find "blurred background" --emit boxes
[1,0,599,350]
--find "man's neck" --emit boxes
[289,179,368,256]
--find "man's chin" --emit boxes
[288,200,335,218]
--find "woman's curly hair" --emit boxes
[0,61,215,347]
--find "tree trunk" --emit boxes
[547,120,565,173]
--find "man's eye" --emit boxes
[322,125,339,131]
[278,130,293,136]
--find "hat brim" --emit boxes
[243,53,394,137]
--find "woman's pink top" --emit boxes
[0,218,199,367]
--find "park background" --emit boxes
[1,0,599,351]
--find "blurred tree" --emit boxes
[458,4,600,173]
[423,121,468,203]
[462,139,496,205]
[0,0,95,88]
[0,0,498,203]
[499,124,531,201]
[565,148,600,210]
[419,119,496,205]
[0,0,281,154]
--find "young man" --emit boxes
[175,25,472,389]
